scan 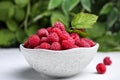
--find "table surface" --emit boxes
[0,48,120,80]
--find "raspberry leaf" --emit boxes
[0,29,16,47]
[71,12,98,29]
[14,0,30,8]
[81,0,91,12]
[48,0,62,10]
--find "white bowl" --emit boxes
[20,43,99,77]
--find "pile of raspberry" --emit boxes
[24,22,95,50]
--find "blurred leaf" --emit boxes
[14,7,25,22]
[62,0,80,14]
[0,29,16,47]
[100,2,113,15]
[16,29,27,43]
[86,22,106,39]
[96,34,119,51]
[48,0,62,10]
[51,11,69,28]
[6,20,18,32]
[14,0,30,8]
[0,1,14,21]
[81,0,91,12]
[26,25,39,36]
[114,31,120,43]
[107,8,118,27]
[71,12,98,28]
[31,1,49,17]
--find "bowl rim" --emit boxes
[20,43,99,53]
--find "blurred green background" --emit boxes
[0,0,120,51]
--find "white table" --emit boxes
[0,48,120,80]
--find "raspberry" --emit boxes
[70,45,79,49]
[40,37,48,43]
[103,57,112,65]
[75,38,90,47]
[51,27,62,35]
[83,38,95,47]
[35,42,50,49]
[24,40,29,48]
[62,38,75,49]
[53,22,65,31]
[51,42,62,50]
[59,31,70,40]
[28,35,40,47]
[37,28,49,37]
[48,32,60,43]
[70,33,80,41]
[47,27,52,34]
[96,63,106,74]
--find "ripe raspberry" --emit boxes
[96,63,106,74]
[103,57,112,65]
[70,33,80,41]
[47,27,52,34]
[53,22,65,31]
[35,42,50,49]
[51,42,62,50]
[37,28,49,37]
[51,27,62,35]
[59,31,70,40]
[62,38,75,49]
[83,38,95,47]
[48,32,60,43]
[40,37,48,43]
[24,40,29,48]
[70,45,79,48]
[28,35,40,47]
[75,38,90,47]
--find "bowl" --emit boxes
[20,43,99,77]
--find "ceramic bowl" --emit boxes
[20,43,99,77]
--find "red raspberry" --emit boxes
[24,40,29,48]
[51,42,62,50]
[96,63,106,74]
[53,22,65,31]
[75,38,90,47]
[28,35,40,47]
[47,27,52,34]
[37,28,49,37]
[62,38,75,49]
[35,42,50,49]
[59,31,70,40]
[40,37,48,43]
[51,27,62,35]
[70,45,79,48]
[103,57,112,65]
[48,32,60,43]
[83,38,95,47]
[70,33,80,41]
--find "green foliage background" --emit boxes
[0,0,120,51]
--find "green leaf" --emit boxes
[71,12,98,28]
[62,0,80,14]
[81,0,91,12]
[16,29,28,43]
[107,8,118,27]
[100,2,113,15]
[26,25,40,36]
[6,20,18,32]
[51,11,69,28]
[86,22,106,39]
[96,34,119,51]
[14,7,25,22]
[0,1,15,21]
[48,0,62,10]
[14,0,30,8]
[0,29,16,47]
[31,1,49,17]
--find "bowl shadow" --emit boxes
[15,68,80,80]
